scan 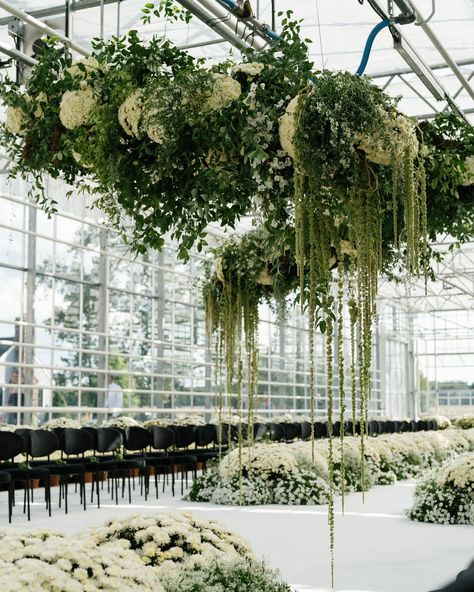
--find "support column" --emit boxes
[23,202,36,425]
[96,228,108,422]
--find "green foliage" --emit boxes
[161,557,292,592]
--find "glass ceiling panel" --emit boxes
[0,0,472,118]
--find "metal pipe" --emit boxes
[195,0,266,49]
[0,41,37,66]
[175,0,251,50]
[214,0,279,43]
[370,56,474,79]
[0,0,89,56]
[407,0,474,102]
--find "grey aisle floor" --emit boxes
[1,477,472,592]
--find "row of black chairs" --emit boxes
[187,419,441,444]
[0,425,221,522]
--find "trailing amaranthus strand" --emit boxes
[324,304,335,588]
[337,262,346,511]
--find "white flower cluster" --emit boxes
[5,106,27,135]
[190,428,474,506]
[89,512,253,573]
[42,417,81,430]
[273,469,329,505]
[103,416,140,429]
[65,56,101,79]
[437,452,474,493]
[59,85,97,130]
[408,456,474,525]
[160,555,290,592]
[232,62,265,78]
[0,528,162,591]
[220,443,298,481]
[173,415,206,426]
[143,418,170,428]
[118,89,143,138]
[421,415,451,430]
[356,110,419,166]
[33,92,48,118]
[461,155,474,186]
[278,95,299,159]
[204,74,241,111]
[455,415,474,429]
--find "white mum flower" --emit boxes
[118,89,143,138]
[278,95,299,159]
[461,155,474,186]
[232,62,265,77]
[33,92,48,118]
[59,86,97,130]
[204,74,241,110]
[65,56,101,79]
[5,106,27,135]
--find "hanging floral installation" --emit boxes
[1,5,474,583]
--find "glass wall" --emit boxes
[0,177,395,425]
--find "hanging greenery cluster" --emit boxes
[0,14,313,258]
[1,4,474,582]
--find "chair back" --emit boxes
[0,431,25,461]
[15,428,33,449]
[282,422,301,441]
[173,426,195,449]
[81,427,98,448]
[253,422,268,441]
[63,428,94,456]
[314,422,328,439]
[96,428,123,453]
[124,426,151,451]
[299,422,312,441]
[195,425,216,448]
[368,420,380,435]
[267,423,284,442]
[149,426,175,451]
[29,429,59,459]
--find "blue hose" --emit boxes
[356,19,391,76]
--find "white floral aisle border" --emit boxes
[0,512,290,592]
[188,428,474,506]
[407,452,474,525]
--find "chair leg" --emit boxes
[128,475,132,503]
[26,480,31,521]
[64,476,69,514]
[8,483,12,523]
[82,474,87,511]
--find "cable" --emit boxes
[356,19,391,76]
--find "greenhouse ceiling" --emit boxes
[0,0,473,318]
[0,0,472,121]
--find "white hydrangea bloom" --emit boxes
[65,56,101,79]
[146,109,166,144]
[204,74,241,111]
[103,415,141,428]
[461,155,474,186]
[5,106,27,135]
[33,92,48,118]
[232,62,265,77]
[356,110,419,166]
[59,86,97,130]
[118,89,143,138]
[42,417,81,430]
[278,95,299,159]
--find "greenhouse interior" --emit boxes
[0,0,472,591]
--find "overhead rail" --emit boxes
[0,40,37,67]
[364,0,471,123]
[0,0,89,56]
[406,0,474,102]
